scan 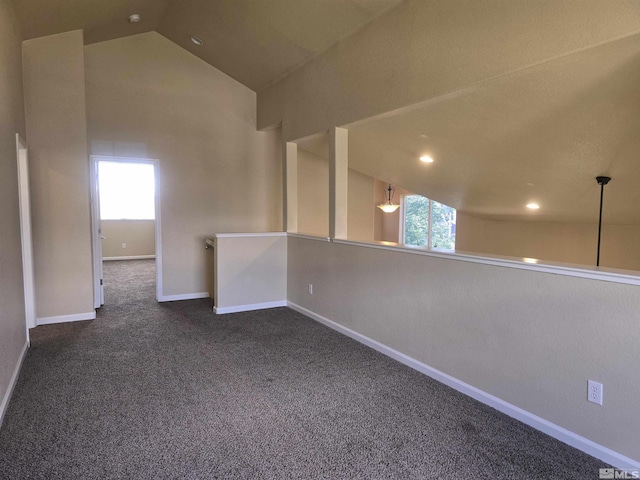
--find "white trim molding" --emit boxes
[0,341,29,428]
[215,300,287,315]
[287,301,640,472]
[103,255,156,261]
[16,134,36,334]
[157,292,209,302]
[36,311,96,326]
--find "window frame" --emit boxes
[98,160,157,221]
[400,194,455,250]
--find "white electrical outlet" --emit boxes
[308,283,313,295]
[122,243,127,249]
[588,380,603,405]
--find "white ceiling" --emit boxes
[11,0,402,91]
[300,32,640,225]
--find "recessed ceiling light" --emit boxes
[419,155,434,163]
[526,203,540,210]
[523,257,539,264]
[128,14,141,23]
[191,36,203,46]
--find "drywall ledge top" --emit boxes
[327,238,640,287]
[287,233,332,242]
[213,232,640,286]
[212,232,287,238]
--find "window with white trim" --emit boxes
[401,195,456,249]
[99,161,155,220]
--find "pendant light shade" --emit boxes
[378,184,400,213]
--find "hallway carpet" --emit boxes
[0,260,607,479]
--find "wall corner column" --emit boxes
[284,142,298,233]
[329,127,348,239]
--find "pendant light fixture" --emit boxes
[595,176,611,267]
[378,184,400,213]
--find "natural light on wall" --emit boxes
[99,161,155,220]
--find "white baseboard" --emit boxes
[103,255,155,261]
[215,300,287,314]
[0,340,28,428]
[158,292,209,302]
[37,311,96,326]
[287,301,640,471]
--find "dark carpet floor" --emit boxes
[0,259,607,479]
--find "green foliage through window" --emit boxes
[403,195,456,250]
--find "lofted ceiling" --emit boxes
[13,0,640,225]
[10,0,402,91]
[299,32,640,225]
[11,0,172,46]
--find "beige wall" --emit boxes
[258,1,640,141]
[457,212,640,271]
[214,235,287,310]
[101,220,155,258]
[22,30,94,320]
[297,149,329,237]
[288,236,640,462]
[347,169,374,242]
[297,148,376,241]
[84,32,283,297]
[0,0,27,415]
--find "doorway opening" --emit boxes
[90,156,161,307]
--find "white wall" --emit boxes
[84,32,283,298]
[0,0,27,422]
[287,236,640,464]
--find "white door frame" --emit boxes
[89,156,162,306]
[89,156,104,308]
[16,134,36,336]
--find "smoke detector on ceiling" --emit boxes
[128,14,141,23]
